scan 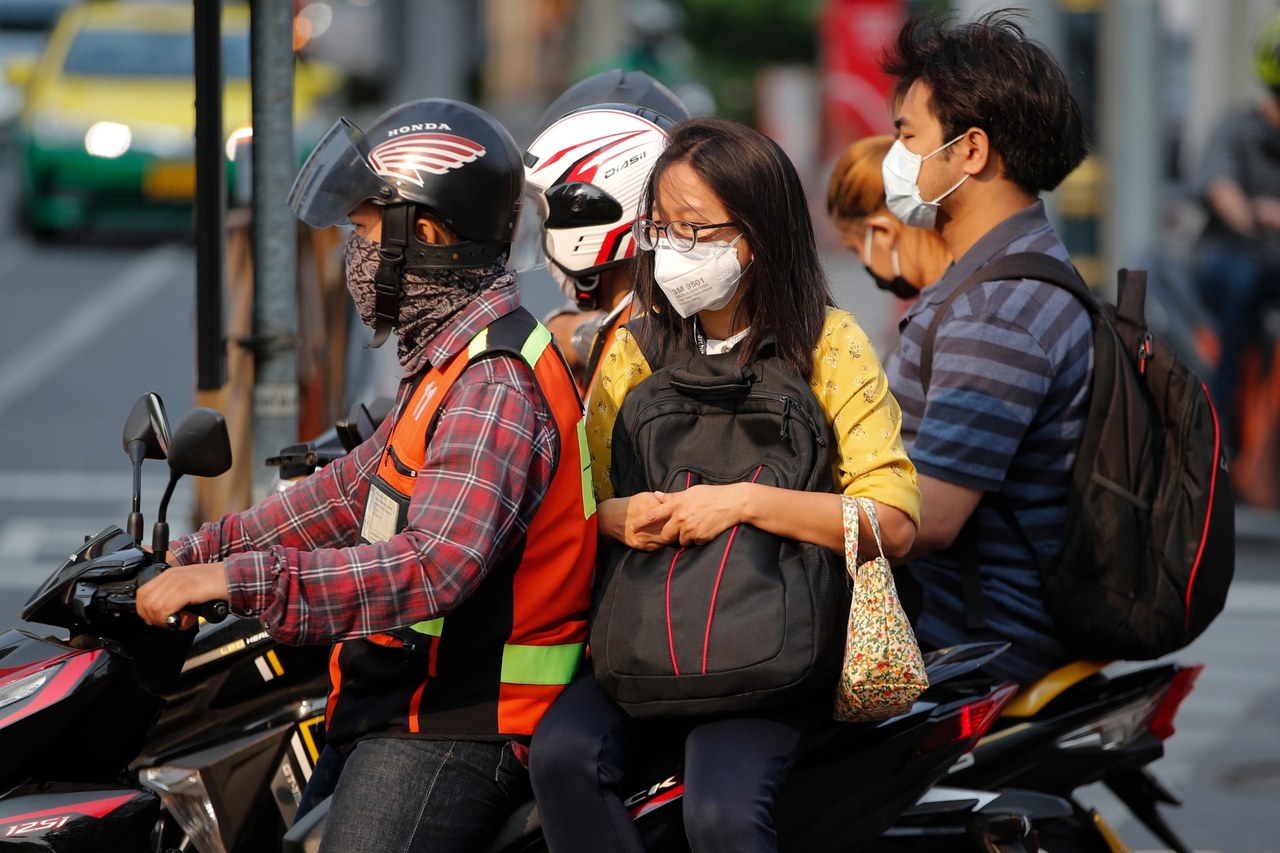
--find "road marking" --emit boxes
[0,472,135,503]
[0,245,187,419]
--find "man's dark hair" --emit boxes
[881,8,1089,194]
[632,117,834,381]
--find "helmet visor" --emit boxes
[288,118,389,228]
[510,188,550,273]
[543,181,623,229]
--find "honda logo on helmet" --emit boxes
[369,132,487,187]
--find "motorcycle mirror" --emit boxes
[336,396,393,452]
[122,393,170,545]
[166,408,233,480]
[122,393,170,462]
[147,393,172,457]
[152,408,233,560]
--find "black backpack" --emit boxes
[590,322,847,718]
[920,253,1235,661]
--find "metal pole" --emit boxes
[389,0,471,103]
[194,0,226,391]
[1100,0,1161,286]
[249,0,297,500]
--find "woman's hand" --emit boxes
[657,483,749,546]
[598,493,676,549]
[136,562,229,630]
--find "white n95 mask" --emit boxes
[653,235,746,318]
[882,135,968,230]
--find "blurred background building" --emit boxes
[286,0,1277,283]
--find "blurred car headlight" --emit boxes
[139,765,226,853]
[225,124,252,161]
[85,121,131,158]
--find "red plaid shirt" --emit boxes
[172,280,562,646]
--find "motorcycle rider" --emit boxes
[137,98,597,852]
[525,69,689,395]
[879,10,1092,685]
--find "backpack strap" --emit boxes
[1115,268,1148,328]
[916,252,1093,630]
[919,252,1096,393]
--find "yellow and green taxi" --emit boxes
[6,2,342,237]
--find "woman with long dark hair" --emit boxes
[530,117,921,852]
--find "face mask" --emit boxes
[344,230,381,329]
[882,135,968,230]
[863,228,918,300]
[653,234,746,318]
[344,229,506,372]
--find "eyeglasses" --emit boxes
[632,218,738,254]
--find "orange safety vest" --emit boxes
[325,307,597,746]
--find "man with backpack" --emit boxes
[877,10,1093,684]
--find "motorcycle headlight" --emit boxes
[0,665,57,710]
[139,765,226,853]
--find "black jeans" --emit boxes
[529,674,815,853]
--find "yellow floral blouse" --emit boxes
[584,307,922,526]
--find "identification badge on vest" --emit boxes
[361,482,401,543]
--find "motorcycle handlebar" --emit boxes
[131,562,229,629]
[163,600,229,629]
[201,600,230,623]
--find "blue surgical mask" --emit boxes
[881,135,968,230]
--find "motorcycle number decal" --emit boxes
[362,484,400,543]
[5,816,72,836]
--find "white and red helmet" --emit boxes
[524,105,675,286]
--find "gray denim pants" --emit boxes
[317,736,530,853]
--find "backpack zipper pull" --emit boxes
[1138,332,1153,376]
[780,396,792,439]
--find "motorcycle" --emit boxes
[270,403,1123,853]
[284,642,1038,852]
[940,654,1205,853]
[0,394,329,852]
[12,396,1138,853]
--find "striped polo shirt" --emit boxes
[886,200,1093,684]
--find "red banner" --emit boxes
[819,0,908,160]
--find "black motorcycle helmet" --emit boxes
[289,98,524,345]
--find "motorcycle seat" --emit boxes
[1000,659,1112,718]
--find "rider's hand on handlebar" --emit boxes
[136,562,230,630]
